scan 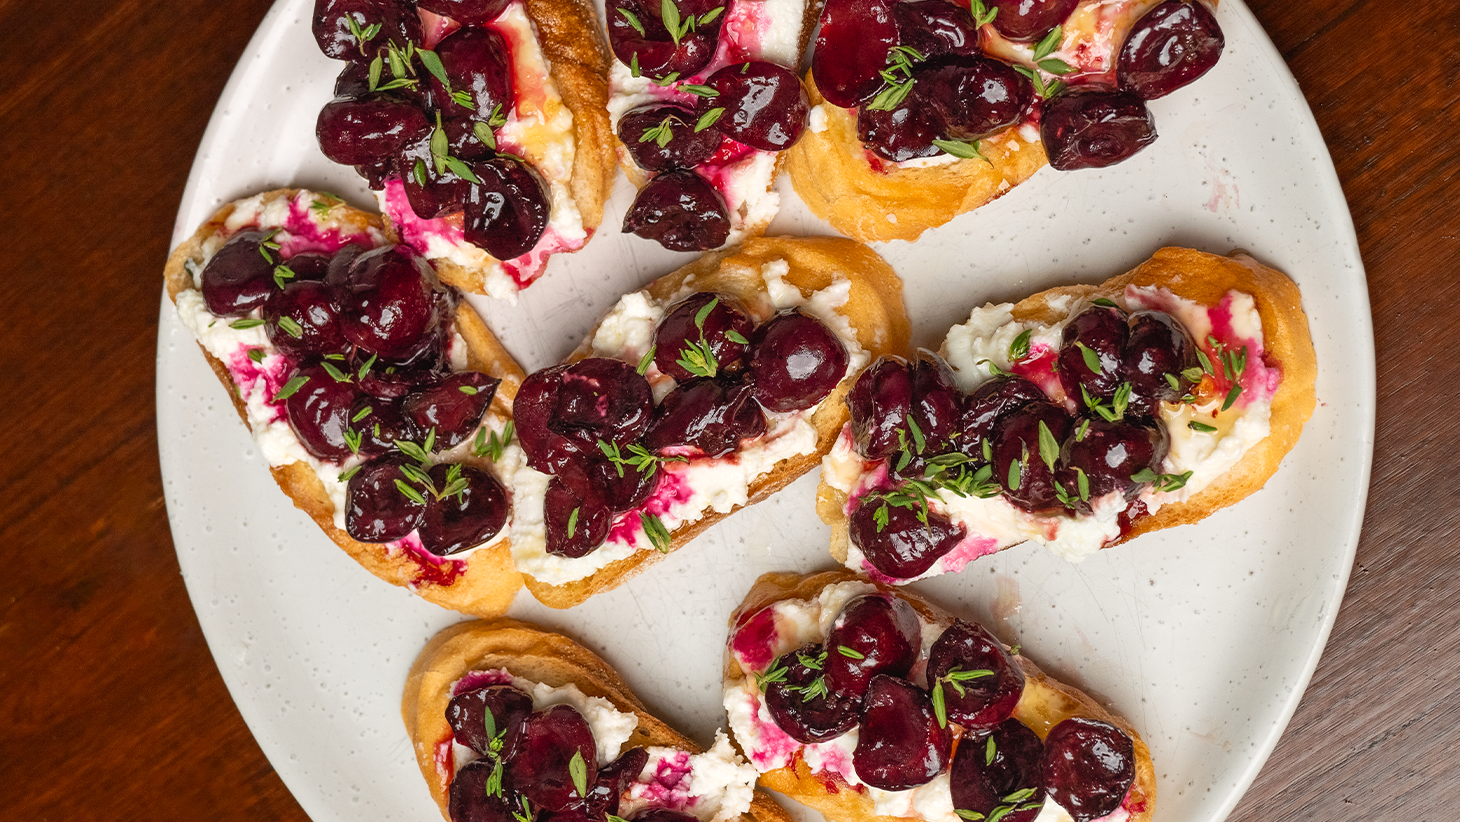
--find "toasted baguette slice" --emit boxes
[723,570,1156,822]
[816,247,1318,575]
[403,618,797,822]
[165,189,525,616]
[517,237,910,608]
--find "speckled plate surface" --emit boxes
[156,1,1372,820]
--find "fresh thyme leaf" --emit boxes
[1188,420,1217,433]
[1075,417,1090,441]
[985,735,997,765]
[273,374,309,402]
[568,750,588,798]
[451,89,476,110]
[699,5,724,24]
[1092,297,1118,308]
[867,79,914,111]
[1037,420,1058,472]
[357,353,377,380]
[369,53,384,90]
[906,415,927,454]
[1003,788,1036,803]
[978,358,1011,378]
[661,0,684,44]
[1007,455,1022,490]
[230,318,266,330]
[458,384,480,395]
[1074,341,1102,374]
[1075,466,1089,501]
[967,0,996,26]
[320,360,351,382]
[444,155,483,184]
[679,83,719,97]
[247,348,266,364]
[566,506,580,539]
[618,7,646,35]
[637,344,656,376]
[954,811,986,822]
[338,464,362,483]
[353,406,373,423]
[395,479,427,505]
[932,679,947,728]
[473,121,498,151]
[395,438,431,465]
[273,264,297,289]
[837,645,865,659]
[418,48,450,90]
[1038,58,1074,75]
[488,104,508,128]
[696,106,725,132]
[755,661,788,690]
[931,138,988,161]
[1195,348,1215,376]
[1221,382,1242,411]
[724,328,748,344]
[1032,25,1063,62]
[640,511,672,553]
[1182,365,1204,383]
[1009,328,1033,361]
[278,316,305,340]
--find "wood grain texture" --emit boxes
[0,0,1452,821]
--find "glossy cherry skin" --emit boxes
[949,719,1046,822]
[543,476,613,558]
[622,169,731,252]
[345,454,429,541]
[399,129,473,220]
[849,494,965,579]
[605,0,724,82]
[553,358,655,448]
[515,705,599,812]
[823,594,922,699]
[1121,310,1197,418]
[334,245,445,362]
[909,354,963,455]
[1057,418,1167,511]
[895,0,983,59]
[286,251,333,281]
[317,95,431,167]
[926,620,1025,730]
[854,675,952,791]
[652,292,755,382]
[749,309,849,413]
[644,378,767,457]
[958,376,1047,461]
[1118,0,1224,100]
[847,357,913,459]
[587,458,661,513]
[1041,717,1135,822]
[589,747,650,819]
[916,56,1034,142]
[1040,87,1157,171]
[514,365,590,475]
[357,356,447,400]
[284,363,363,461]
[698,62,809,152]
[464,158,552,261]
[985,0,1079,42]
[349,395,418,457]
[402,371,500,450]
[429,26,515,121]
[447,683,534,757]
[419,462,510,555]
[264,279,350,360]
[448,757,524,822]
[1058,304,1130,403]
[312,0,423,62]
[857,101,943,162]
[418,0,514,25]
[618,105,723,173]
[991,400,1073,512]
[812,0,899,107]
[764,643,862,743]
[200,230,278,316]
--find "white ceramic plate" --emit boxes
[157,1,1372,820]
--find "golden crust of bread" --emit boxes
[402,618,797,822]
[164,189,526,617]
[724,570,1156,822]
[785,73,1048,244]
[818,247,1319,565]
[521,236,910,609]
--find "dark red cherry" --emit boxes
[763,644,861,743]
[1041,718,1135,822]
[949,719,1045,822]
[617,105,723,173]
[587,458,661,513]
[349,395,417,457]
[283,363,363,461]
[447,683,533,757]
[429,27,515,121]
[1121,310,1197,417]
[200,230,277,316]
[652,292,755,382]
[644,378,766,457]
[813,0,899,107]
[698,62,809,152]
[1041,87,1157,171]
[399,129,472,220]
[345,454,429,541]
[622,170,731,252]
[958,376,1047,460]
[326,243,368,288]
[847,356,913,459]
[449,757,524,822]
[991,400,1073,512]
[543,476,612,558]
[334,60,374,99]
[445,114,499,162]
[985,0,1079,42]
[1118,0,1224,100]
[916,56,1034,141]
[418,0,514,25]
[514,365,592,475]
[402,371,500,450]
[515,706,599,812]
[854,675,951,791]
[356,356,447,399]
[1058,304,1130,403]
[553,358,655,448]
[312,0,423,62]
[606,0,722,82]
[908,354,962,455]
[264,280,349,360]
[849,494,965,579]
[823,594,922,699]
[420,462,510,555]
[317,95,430,167]
[926,620,1024,730]
[1057,418,1166,511]
[857,101,943,162]
[749,310,849,413]
[590,748,650,819]
[335,245,444,362]
[284,251,332,281]
[894,0,983,59]
[464,158,551,261]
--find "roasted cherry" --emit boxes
[200,230,277,316]
[447,683,533,757]
[958,376,1047,460]
[448,756,523,822]
[515,705,599,812]
[823,594,921,699]
[698,62,809,152]
[345,454,429,542]
[464,158,552,261]
[606,0,723,82]
[312,0,423,62]
[949,719,1045,822]
[916,56,1034,142]
[926,620,1025,730]
[357,357,446,400]
[622,170,731,252]
[847,357,913,459]
[1118,0,1224,100]
[543,477,612,558]
[1122,310,1197,417]
[644,378,766,457]
[587,458,661,513]
[985,0,1079,42]
[514,365,588,475]
[812,0,899,107]
[857,101,942,162]
[1058,304,1130,403]
[908,354,962,455]
[854,675,951,791]
[402,371,500,450]
[399,129,473,220]
[428,26,514,120]
[849,494,965,579]
[264,279,349,360]
[418,0,514,26]
[1057,418,1167,510]
[553,358,655,448]
[420,462,510,555]
[1041,87,1157,171]
[334,245,445,362]
[1041,717,1135,822]
[590,747,650,818]
[317,95,430,167]
[763,643,861,743]
[349,395,417,457]
[749,309,849,413]
[894,0,983,59]
[284,363,362,461]
[285,251,332,281]
[652,292,755,382]
[617,105,723,173]
[991,400,1073,512]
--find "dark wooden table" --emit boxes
[0,0,1451,818]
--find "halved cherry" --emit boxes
[847,356,913,459]
[1118,0,1224,100]
[617,104,723,173]
[316,95,430,167]
[849,494,964,579]
[345,454,428,542]
[985,0,1079,42]
[419,462,510,555]
[543,476,613,558]
[916,56,1034,142]
[926,619,1024,730]
[284,362,363,461]
[1041,718,1135,822]
[853,675,951,790]
[894,0,983,60]
[763,643,861,743]
[1121,310,1197,418]
[812,0,899,108]
[334,245,445,362]
[418,0,514,26]
[652,292,755,382]
[1058,304,1130,403]
[857,101,944,162]
[990,400,1073,512]
[514,705,599,812]
[1040,87,1158,171]
[622,170,731,252]
[958,376,1047,461]
[348,395,417,457]
[398,129,473,220]
[312,0,423,62]
[463,157,551,261]
[950,719,1045,822]
[200,230,277,316]
[401,371,500,450]
[606,0,723,82]
[908,354,962,455]
[553,358,655,449]
[427,26,515,121]
[823,594,922,699]
[264,279,350,360]
[643,377,766,457]
[447,683,533,757]
[448,757,524,822]
[698,62,809,152]
[748,309,849,413]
